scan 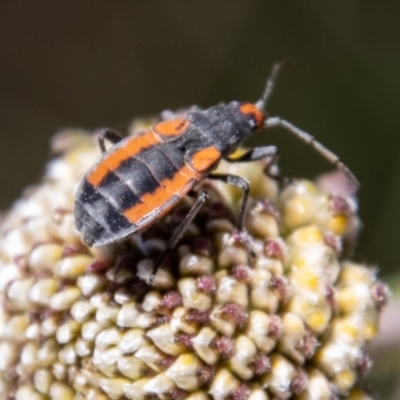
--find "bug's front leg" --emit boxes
[265,117,360,188]
[98,129,123,153]
[227,145,285,182]
[208,173,255,257]
[227,145,278,163]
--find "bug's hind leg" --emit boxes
[208,173,255,258]
[149,190,209,284]
[98,129,123,153]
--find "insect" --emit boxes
[75,61,359,281]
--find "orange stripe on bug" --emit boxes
[189,146,221,173]
[124,130,161,156]
[163,165,200,196]
[154,117,190,137]
[123,201,153,224]
[123,166,199,224]
[87,131,161,188]
[104,147,130,171]
[87,162,110,187]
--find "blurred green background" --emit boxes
[0,1,399,397]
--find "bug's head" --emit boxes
[234,61,292,137]
[238,102,265,132]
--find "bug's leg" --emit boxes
[265,117,360,188]
[227,146,286,184]
[149,190,209,284]
[208,173,255,257]
[98,129,123,153]
[227,146,278,163]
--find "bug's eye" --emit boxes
[239,103,265,131]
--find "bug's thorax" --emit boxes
[186,101,265,158]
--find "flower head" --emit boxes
[0,127,387,399]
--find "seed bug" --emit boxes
[75,61,359,282]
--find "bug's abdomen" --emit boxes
[75,129,201,246]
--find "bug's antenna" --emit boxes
[256,59,293,112]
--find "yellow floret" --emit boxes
[333,369,357,393]
[283,196,312,228]
[307,309,330,333]
[327,215,348,236]
[297,226,324,244]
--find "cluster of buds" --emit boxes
[0,128,388,400]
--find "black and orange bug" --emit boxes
[75,61,359,281]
